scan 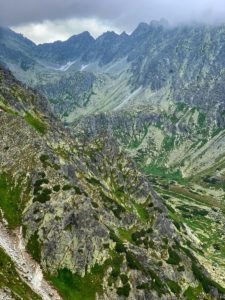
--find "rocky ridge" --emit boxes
[1,66,225,299]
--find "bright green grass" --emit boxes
[118,227,133,243]
[0,173,24,229]
[143,166,188,184]
[48,262,110,300]
[133,202,149,222]
[25,112,47,135]
[0,103,18,115]
[184,285,203,300]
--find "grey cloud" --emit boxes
[1,0,225,30]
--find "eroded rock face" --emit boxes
[1,66,225,299]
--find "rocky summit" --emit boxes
[1,21,225,300]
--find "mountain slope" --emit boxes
[36,31,95,65]
[3,23,225,124]
[73,102,225,291]
[1,66,225,299]
[2,22,225,299]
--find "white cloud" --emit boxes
[12,18,122,44]
[4,0,225,44]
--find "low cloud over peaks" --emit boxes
[2,0,225,43]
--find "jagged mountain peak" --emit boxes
[67,30,95,42]
[0,26,36,47]
[131,22,150,36]
[97,30,119,38]
[120,31,129,37]
[95,30,124,44]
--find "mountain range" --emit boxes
[1,21,225,299]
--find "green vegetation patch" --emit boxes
[100,191,126,218]
[166,279,181,295]
[62,184,73,191]
[86,177,101,186]
[143,166,186,184]
[53,185,61,192]
[25,112,47,135]
[148,269,167,296]
[133,202,149,221]
[184,285,204,300]
[27,231,42,263]
[48,262,110,300]
[198,112,206,127]
[118,227,133,243]
[0,173,26,229]
[0,103,17,115]
[126,251,143,271]
[109,253,123,279]
[33,175,51,203]
[110,230,127,253]
[166,247,181,265]
[163,135,176,152]
[117,283,131,297]
[109,229,145,271]
[131,228,154,248]
[176,102,188,112]
[39,154,52,168]
[136,282,150,290]
[33,188,51,203]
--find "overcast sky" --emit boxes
[1,0,225,44]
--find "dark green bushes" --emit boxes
[120,274,129,285]
[27,231,42,263]
[137,283,150,290]
[33,188,51,203]
[39,154,50,168]
[33,175,51,203]
[117,283,131,297]
[53,185,61,192]
[126,252,142,270]
[86,177,101,186]
[166,248,181,265]
[62,184,73,191]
